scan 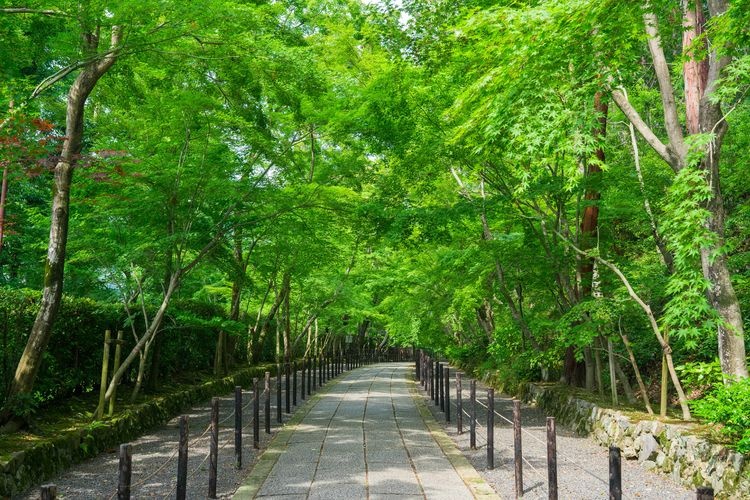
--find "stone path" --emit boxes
[235,363,497,499]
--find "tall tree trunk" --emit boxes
[3,27,122,428]
[607,337,619,405]
[613,356,635,404]
[282,277,291,363]
[583,347,595,391]
[248,278,273,363]
[566,93,608,387]
[252,272,289,363]
[0,165,8,255]
[578,93,608,295]
[686,1,747,380]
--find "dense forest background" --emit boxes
[1,0,749,449]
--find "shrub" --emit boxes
[691,377,750,453]
[0,289,230,410]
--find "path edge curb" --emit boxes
[408,372,501,500]
[232,377,335,499]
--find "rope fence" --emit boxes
[39,348,409,500]
[415,349,716,500]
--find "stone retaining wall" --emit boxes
[521,383,750,499]
[0,364,275,497]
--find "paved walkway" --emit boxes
[235,363,497,499]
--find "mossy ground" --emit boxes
[0,369,217,461]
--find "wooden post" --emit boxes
[234,386,242,469]
[696,487,714,499]
[307,358,312,395]
[285,363,291,413]
[513,399,523,498]
[209,397,219,498]
[264,371,271,434]
[609,446,622,500]
[444,366,450,423]
[456,373,463,434]
[319,355,323,385]
[487,388,494,470]
[97,330,112,419]
[416,349,420,381]
[117,443,132,500]
[438,363,445,412]
[312,357,317,391]
[427,356,431,396]
[301,359,306,401]
[108,330,124,416]
[177,416,189,500]
[253,378,260,449]
[426,354,430,391]
[430,358,434,396]
[547,417,557,500]
[470,379,477,449]
[40,484,57,500]
[276,366,282,424]
[436,361,442,408]
[292,361,297,406]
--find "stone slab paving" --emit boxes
[235,363,498,499]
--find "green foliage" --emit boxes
[661,167,718,349]
[692,378,750,453]
[676,359,724,393]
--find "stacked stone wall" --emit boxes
[521,383,750,498]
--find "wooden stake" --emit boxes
[108,330,124,416]
[97,330,111,419]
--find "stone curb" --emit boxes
[233,373,337,499]
[408,374,501,499]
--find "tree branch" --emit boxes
[643,10,686,164]
[610,89,681,170]
[0,7,70,16]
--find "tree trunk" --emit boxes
[619,327,653,414]
[583,347,595,391]
[2,27,122,428]
[607,338,619,405]
[0,165,8,255]
[593,342,603,396]
[685,0,747,380]
[578,93,607,296]
[252,272,289,363]
[282,276,291,363]
[213,331,226,376]
[613,356,635,404]
[248,278,273,363]
[660,353,669,418]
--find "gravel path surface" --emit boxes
[19,368,315,499]
[419,365,693,499]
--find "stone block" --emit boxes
[637,434,660,463]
